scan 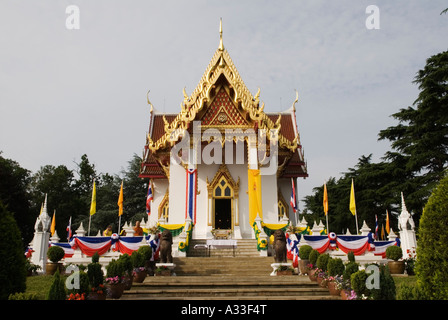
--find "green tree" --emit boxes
[378,50,448,220]
[0,153,34,245]
[0,201,27,299]
[30,164,78,239]
[415,173,448,299]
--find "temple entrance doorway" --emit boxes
[214,198,232,230]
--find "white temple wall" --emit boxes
[278,178,297,224]
[261,174,278,224]
[149,179,169,226]
[168,161,187,225]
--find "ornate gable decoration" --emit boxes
[146,20,299,154]
[201,87,249,127]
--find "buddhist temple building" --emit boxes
[139,20,307,248]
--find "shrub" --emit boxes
[91,252,100,264]
[309,249,320,266]
[416,174,448,300]
[347,251,355,263]
[327,258,345,277]
[138,245,152,261]
[369,264,396,300]
[131,251,146,269]
[343,262,359,281]
[316,253,330,272]
[8,292,38,300]
[67,270,90,296]
[47,269,66,300]
[106,259,124,278]
[117,253,133,275]
[87,262,104,288]
[351,270,368,298]
[386,245,403,261]
[0,202,27,299]
[47,246,65,263]
[298,245,312,260]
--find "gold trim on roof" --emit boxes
[146,21,300,154]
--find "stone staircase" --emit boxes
[187,239,261,257]
[120,242,339,300]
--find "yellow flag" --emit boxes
[349,179,356,216]
[118,181,124,216]
[248,169,262,226]
[50,210,56,236]
[323,183,329,215]
[385,210,390,234]
[381,224,385,240]
[90,180,96,216]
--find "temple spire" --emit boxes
[218,18,224,51]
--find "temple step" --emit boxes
[121,274,337,300]
[187,239,261,257]
[173,257,274,276]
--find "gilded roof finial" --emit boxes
[219,18,224,51]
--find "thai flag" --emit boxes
[290,178,297,213]
[66,216,72,242]
[146,180,153,215]
[185,168,197,223]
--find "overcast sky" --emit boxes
[1,1,447,209]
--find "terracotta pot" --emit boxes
[317,275,325,287]
[308,269,318,282]
[45,262,63,275]
[87,291,106,300]
[276,269,293,276]
[298,259,310,275]
[133,270,147,283]
[156,270,171,276]
[327,281,341,296]
[122,274,133,290]
[106,283,125,299]
[340,290,350,300]
[388,261,405,274]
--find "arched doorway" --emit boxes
[207,164,240,231]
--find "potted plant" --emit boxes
[25,259,41,276]
[403,247,416,275]
[46,245,65,275]
[326,258,345,295]
[117,253,133,289]
[105,259,125,299]
[275,265,294,276]
[155,265,171,276]
[87,253,105,300]
[386,245,405,274]
[131,251,147,283]
[298,245,312,275]
[138,245,153,273]
[307,249,320,281]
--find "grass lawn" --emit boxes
[25,274,68,300]
[393,275,417,299]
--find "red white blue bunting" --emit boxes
[302,233,376,255]
[69,235,146,257]
[373,239,401,258]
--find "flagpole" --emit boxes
[88,215,92,236]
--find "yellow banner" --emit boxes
[349,179,356,216]
[118,181,124,216]
[90,180,96,216]
[248,169,262,225]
